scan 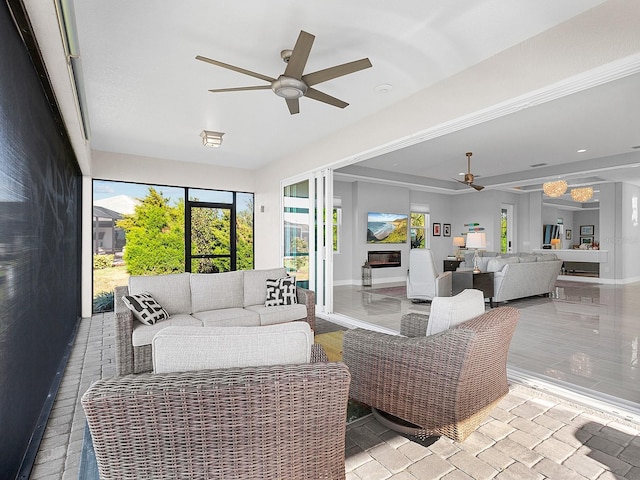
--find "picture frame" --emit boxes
[565,229,572,241]
[433,223,441,236]
[580,225,594,236]
[580,236,593,245]
[443,223,451,237]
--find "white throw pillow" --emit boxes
[426,289,485,336]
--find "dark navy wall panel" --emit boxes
[1,3,81,478]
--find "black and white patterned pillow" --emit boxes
[265,277,297,306]
[122,292,169,325]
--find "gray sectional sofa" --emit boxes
[114,267,315,375]
[460,251,562,303]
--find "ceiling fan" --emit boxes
[455,152,485,191]
[196,30,372,115]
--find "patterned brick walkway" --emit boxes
[31,313,640,479]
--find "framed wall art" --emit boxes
[443,223,451,237]
[433,223,441,236]
[580,225,594,236]
[565,229,572,241]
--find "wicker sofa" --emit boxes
[114,267,315,375]
[343,307,519,442]
[82,326,350,480]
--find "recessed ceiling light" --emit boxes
[374,84,393,93]
[458,172,465,176]
[577,149,587,153]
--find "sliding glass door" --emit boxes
[282,169,333,313]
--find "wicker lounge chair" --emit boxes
[82,343,349,479]
[343,306,519,442]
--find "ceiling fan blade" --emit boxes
[196,55,275,83]
[284,31,315,79]
[303,58,372,86]
[471,184,485,191]
[305,87,348,108]
[286,98,300,115]
[208,85,271,93]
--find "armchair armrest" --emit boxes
[114,285,134,376]
[400,313,429,337]
[435,270,452,297]
[296,286,316,332]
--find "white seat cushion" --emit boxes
[426,289,486,336]
[152,322,313,373]
[193,307,260,327]
[245,303,308,325]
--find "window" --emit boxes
[410,212,428,249]
[92,180,253,306]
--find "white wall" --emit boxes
[542,205,575,249]
[91,150,255,193]
[619,183,640,281]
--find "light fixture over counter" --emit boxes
[542,180,567,197]
[200,130,224,147]
[570,187,593,202]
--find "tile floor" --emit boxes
[333,280,640,409]
[31,302,640,479]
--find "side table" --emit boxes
[452,271,495,307]
[443,259,462,272]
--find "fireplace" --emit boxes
[367,250,401,268]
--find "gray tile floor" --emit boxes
[333,280,640,408]
[31,308,640,480]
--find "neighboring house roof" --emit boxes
[94,195,140,216]
[92,206,122,221]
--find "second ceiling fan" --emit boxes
[455,152,484,191]
[196,30,372,115]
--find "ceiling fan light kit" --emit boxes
[542,180,567,197]
[196,30,372,115]
[200,130,224,148]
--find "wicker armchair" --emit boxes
[343,307,519,442]
[82,352,350,479]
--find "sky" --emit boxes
[93,180,253,210]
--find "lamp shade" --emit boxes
[453,236,465,247]
[466,232,486,249]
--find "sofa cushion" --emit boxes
[518,253,538,263]
[131,314,202,347]
[129,273,192,316]
[243,267,287,306]
[426,289,486,336]
[152,322,313,373]
[265,276,297,306]
[193,308,260,327]
[245,304,309,326]
[122,292,169,325]
[190,271,244,313]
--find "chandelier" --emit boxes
[570,187,593,202]
[542,180,567,197]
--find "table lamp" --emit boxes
[466,232,486,273]
[453,236,465,260]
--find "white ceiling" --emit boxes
[33,0,640,199]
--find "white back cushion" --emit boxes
[426,289,486,336]
[190,271,244,312]
[129,273,191,316]
[243,267,287,306]
[152,322,312,373]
